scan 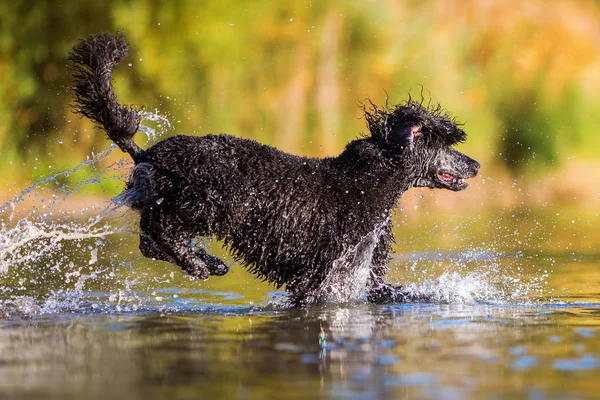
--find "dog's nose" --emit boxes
[473,160,481,171]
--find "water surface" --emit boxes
[1,301,600,399]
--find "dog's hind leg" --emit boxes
[139,210,229,279]
[139,233,173,262]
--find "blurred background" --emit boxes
[1,0,599,211]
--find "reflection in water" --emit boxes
[1,303,599,399]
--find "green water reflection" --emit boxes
[1,304,599,399]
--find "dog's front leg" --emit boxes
[371,221,393,276]
[366,275,408,303]
[366,275,430,303]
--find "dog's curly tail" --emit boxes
[69,32,144,162]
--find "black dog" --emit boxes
[69,32,479,306]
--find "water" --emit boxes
[1,138,599,398]
[1,303,599,399]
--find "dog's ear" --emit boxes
[406,125,421,141]
[392,125,420,148]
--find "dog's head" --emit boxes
[364,99,480,191]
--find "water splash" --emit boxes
[0,146,120,220]
[139,110,172,142]
[402,271,506,304]
[0,215,122,273]
[394,249,552,305]
[311,218,390,304]
[299,216,550,306]
[0,109,172,277]
[0,144,139,314]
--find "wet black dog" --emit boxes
[69,32,479,306]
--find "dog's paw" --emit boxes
[194,248,229,276]
[183,259,211,280]
[206,258,229,276]
[366,280,412,304]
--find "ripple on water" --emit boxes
[553,355,599,371]
[512,356,539,371]
[573,328,596,338]
[383,373,438,387]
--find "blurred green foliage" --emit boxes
[1,0,600,191]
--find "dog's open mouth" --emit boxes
[436,169,469,191]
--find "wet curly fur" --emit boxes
[69,32,480,306]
